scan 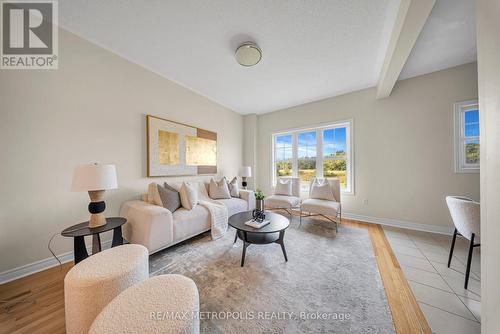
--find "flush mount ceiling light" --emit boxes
[235,42,262,67]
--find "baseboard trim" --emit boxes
[0,240,112,285]
[0,214,452,284]
[342,212,454,235]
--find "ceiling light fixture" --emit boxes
[235,42,262,67]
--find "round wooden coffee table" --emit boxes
[229,211,290,267]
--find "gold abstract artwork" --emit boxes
[158,130,179,165]
[186,135,217,166]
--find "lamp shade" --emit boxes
[71,164,118,192]
[238,166,252,178]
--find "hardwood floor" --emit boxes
[0,218,431,334]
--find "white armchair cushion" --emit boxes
[180,182,198,210]
[266,194,301,208]
[309,180,336,201]
[301,198,340,216]
[275,179,293,196]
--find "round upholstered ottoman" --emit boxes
[89,275,200,334]
[64,244,149,334]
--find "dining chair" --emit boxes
[445,196,480,289]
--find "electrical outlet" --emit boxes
[362,199,368,205]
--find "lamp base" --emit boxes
[242,177,248,190]
[88,190,107,228]
[89,213,106,228]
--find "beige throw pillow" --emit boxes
[310,179,336,201]
[228,177,240,197]
[275,179,293,196]
[148,182,163,206]
[209,178,231,199]
[180,182,198,210]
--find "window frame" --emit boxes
[454,100,480,173]
[271,119,354,195]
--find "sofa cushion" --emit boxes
[266,195,301,208]
[227,177,240,198]
[147,182,163,206]
[209,178,231,199]
[301,198,340,216]
[179,182,198,210]
[216,197,248,217]
[172,206,211,241]
[156,183,181,212]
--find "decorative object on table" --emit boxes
[445,196,480,289]
[238,166,252,189]
[300,178,342,232]
[230,211,289,267]
[71,163,118,228]
[244,209,270,229]
[61,217,127,264]
[254,189,265,211]
[147,115,217,177]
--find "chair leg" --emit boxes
[448,228,458,268]
[464,233,475,289]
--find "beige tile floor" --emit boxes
[383,226,481,334]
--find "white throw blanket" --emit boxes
[198,200,228,240]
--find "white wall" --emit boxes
[477,0,500,332]
[0,29,243,274]
[255,63,479,232]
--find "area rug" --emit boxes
[149,217,396,333]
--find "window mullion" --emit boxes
[317,129,323,178]
[292,132,298,178]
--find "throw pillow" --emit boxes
[147,182,163,206]
[310,179,336,201]
[227,177,240,197]
[209,178,231,199]
[275,179,293,196]
[180,182,198,210]
[158,182,181,212]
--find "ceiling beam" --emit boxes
[376,0,436,99]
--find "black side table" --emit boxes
[61,217,126,264]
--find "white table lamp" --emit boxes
[72,163,118,228]
[238,166,252,189]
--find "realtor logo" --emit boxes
[1,0,58,69]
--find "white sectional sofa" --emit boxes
[120,180,255,254]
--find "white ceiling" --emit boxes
[400,0,476,80]
[58,0,476,115]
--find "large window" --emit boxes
[272,120,353,194]
[454,101,480,173]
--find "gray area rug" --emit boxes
[149,217,395,333]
